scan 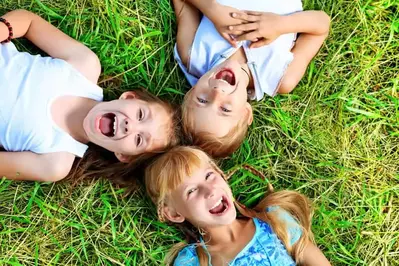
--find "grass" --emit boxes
[0,0,398,265]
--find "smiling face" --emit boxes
[184,60,253,138]
[83,91,171,161]
[164,158,237,228]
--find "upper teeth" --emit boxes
[210,197,223,210]
[217,79,230,85]
[113,118,116,136]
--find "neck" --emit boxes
[66,98,98,144]
[202,219,246,246]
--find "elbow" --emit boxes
[319,11,331,36]
[277,76,299,94]
[39,161,71,182]
[82,50,102,82]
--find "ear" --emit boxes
[114,152,131,163]
[163,205,185,223]
[245,102,253,125]
[119,91,138,100]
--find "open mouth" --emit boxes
[209,196,229,215]
[215,69,236,86]
[99,113,117,137]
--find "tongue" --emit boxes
[222,72,234,84]
[209,202,225,214]
[216,70,235,85]
[99,116,113,135]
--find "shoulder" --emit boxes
[266,206,302,246]
[65,47,101,84]
[173,245,200,266]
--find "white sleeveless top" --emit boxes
[0,42,103,157]
[174,0,303,100]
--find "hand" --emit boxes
[0,22,9,43]
[227,11,285,48]
[205,4,245,47]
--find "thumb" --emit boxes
[250,39,271,49]
[222,32,237,48]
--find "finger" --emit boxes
[222,33,237,48]
[227,23,258,33]
[250,39,272,48]
[236,31,260,42]
[243,10,263,16]
[231,12,259,22]
[226,30,245,36]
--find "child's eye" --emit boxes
[136,134,143,147]
[188,188,197,195]
[205,172,213,180]
[138,108,144,121]
[221,107,231,113]
[197,97,208,104]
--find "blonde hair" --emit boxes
[181,89,249,158]
[145,146,313,265]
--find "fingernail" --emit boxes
[229,26,233,30]
[232,13,236,17]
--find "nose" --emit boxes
[208,85,226,104]
[122,117,134,134]
[203,184,216,199]
[209,79,228,93]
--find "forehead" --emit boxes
[163,154,207,196]
[147,103,171,150]
[172,160,210,191]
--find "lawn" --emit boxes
[0,0,398,265]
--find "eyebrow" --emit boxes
[146,105,153,121]
[142,105,154,150]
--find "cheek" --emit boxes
[124,140,139,154]
[182,199,206,217]
[120,103,137,116]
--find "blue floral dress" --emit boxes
[173,207,301,266]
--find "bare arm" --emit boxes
[172,0,201,67]
[183,0,214,14]
[301,242,331,266]
[178,0,242,47]
[278,11,330,93]
[0,151,75,182]
[0,9,101,83]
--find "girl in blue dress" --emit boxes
[145,146,331,265]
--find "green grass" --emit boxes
[0,0,398,265]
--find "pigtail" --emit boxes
[231,164,313,263]
[252,190,313,263]
[161,213,209,265]
[164,242,187,265]
[164,242,209,266]
[145,147,313,266]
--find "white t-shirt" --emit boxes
[0,42,103,157]
[174,0,303,101]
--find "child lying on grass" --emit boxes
[145,146,331,265]
[0,10,180,182]
[173,0,330,157]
